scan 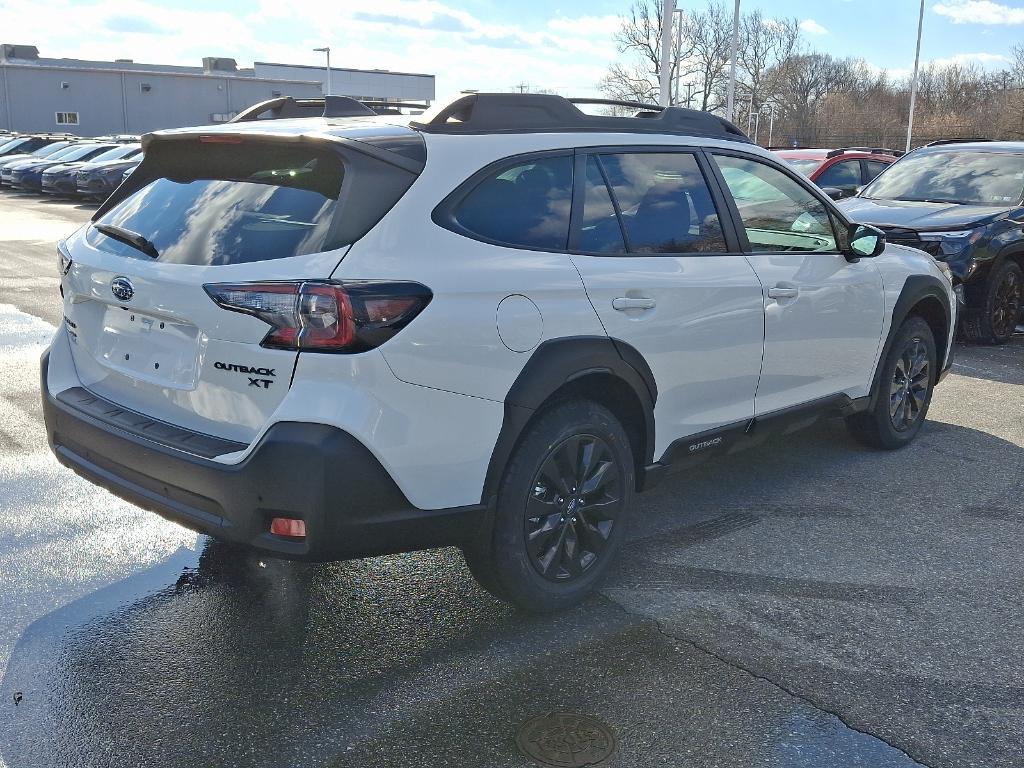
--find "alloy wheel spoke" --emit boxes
[524,432,623,582]
[580,458,616,496]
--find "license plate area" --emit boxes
[92,306,200,389]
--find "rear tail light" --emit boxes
[203,280,432,353]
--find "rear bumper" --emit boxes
[41,351,488,561]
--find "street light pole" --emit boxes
[726,0,740,122]
[674,8,683,106]
[659,0,676,106]
[905,0,925,153]
[313,46,332,96]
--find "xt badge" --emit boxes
[214,361,275,389]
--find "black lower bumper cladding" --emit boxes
[40,352,485,561]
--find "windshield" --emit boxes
[861,150,1024,205]
[0,138,32,156]
[783,158,822,175]
[55,144,116,163]
[90,143,347,265]
[89,145,141,163]
[32,141,74,158]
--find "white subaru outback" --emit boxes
[42,94,956,612]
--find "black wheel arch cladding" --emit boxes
[482,336,657,502]
[869,275,951,411]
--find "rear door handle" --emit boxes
[612,297,656,311]
[767,286,799,300]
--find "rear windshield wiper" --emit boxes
[93,223,159,259]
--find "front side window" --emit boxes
[597,152,727,254]
[454,155,572,250]
[712,154,837,253]
[816,160,860,189]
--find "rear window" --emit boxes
[90,143,350,265]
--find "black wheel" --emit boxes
[462,399,634,612]
[847,316,937,449]
[961,260,1023,344]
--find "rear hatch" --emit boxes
[60,128,422,445]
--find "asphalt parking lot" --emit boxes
[0,190,1021,768]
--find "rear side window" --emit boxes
[91,143,351,265]
[453,156,573,250]
[865,160,889,181]
[578,156,625,253]
[597,152,727,254]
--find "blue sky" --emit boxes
[0,0,1021,100]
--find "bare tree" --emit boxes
[684,1,733,112]
[598,0,694,105]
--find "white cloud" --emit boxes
[0,0,624,103]
[548,15,621,37]
[799,19,829,35]
[929,51,1012,66]
[934,0,1024,24]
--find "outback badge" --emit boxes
[110,276,134,302]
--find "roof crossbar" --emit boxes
[408,93,752,142]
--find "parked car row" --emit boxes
[0,132,142,200]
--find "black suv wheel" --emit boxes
[847,316,937,449]
[462,399,634,612]
[962,260,1023,344]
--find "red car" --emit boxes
[771,147,902,200]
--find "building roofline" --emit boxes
[0,60,322,86]
[254,61,435,79]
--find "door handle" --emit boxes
[612,297,656,311]
[767,286,799,300]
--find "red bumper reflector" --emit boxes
[270,517,306,538]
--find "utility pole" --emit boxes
[673,8,683,106]
[313,47,331,95]
[767,103,776,147]
[905,0,925,153]
[516,83,529,93]
[659,0,676,106]
[685,82,695,109]
[726,0,741,122]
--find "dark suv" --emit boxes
[840,141,1024,344]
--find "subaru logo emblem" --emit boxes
[110,276,134,302]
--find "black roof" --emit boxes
[408,93,751,142]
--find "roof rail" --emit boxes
[924,137,994,147]
[230,95,376,123]
[825,146,904,158]
[359,100,432,115]
[408,93,752,142]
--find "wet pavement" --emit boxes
[1,192,1022,768]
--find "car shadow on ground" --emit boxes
[2,416,1022,767]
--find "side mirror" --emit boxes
[821,186,846,201]
[848,223,886,259]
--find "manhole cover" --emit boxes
[516,712,617,768]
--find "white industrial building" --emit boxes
[0,44,436,136]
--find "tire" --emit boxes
[846,316,937,449]
[961,260,1023,345]
[462,398,635,612]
